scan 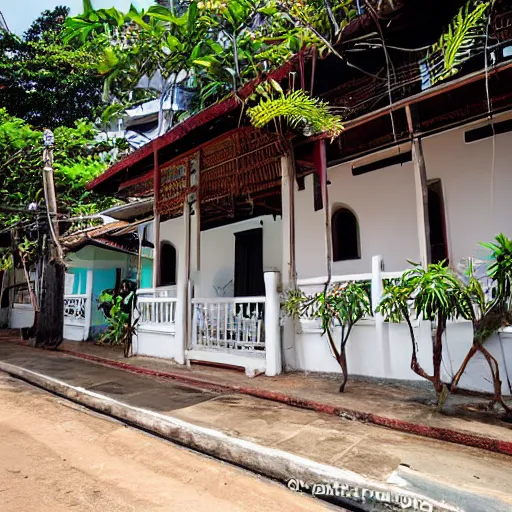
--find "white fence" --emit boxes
[137,296,177,327]
[191,297,265,352]
[64,294,88,323]
[63,293,91,341]
[135,288,178,331]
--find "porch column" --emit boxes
[152,142,161,288]
[406,105,431,268]
[83,269,93,341]
[264,271,281,376]
[280,154,296,370]
[175,199,190,365]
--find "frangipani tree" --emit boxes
[378,235,512,416]
[283,281,371,392]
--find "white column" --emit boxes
[83,269,93,341]
[280,154,297,370]
[175,201,190,365]
[152,213,161,288]
[264,271,281,376]
[372,255,390,377]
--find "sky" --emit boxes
[2,0,154,36]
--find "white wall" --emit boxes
[423,121,512,265]
[292,116,512,394]
[294,162,419,279]
[196,215,282,298]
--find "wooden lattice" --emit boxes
[155,127,286,217]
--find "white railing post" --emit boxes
[371,255,384,320]
[372,255,390,377]
[83,270,93,341]
[264,271,281,376]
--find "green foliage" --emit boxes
[377,236,512,411]
[283,280,371,391]
[247,89,343,139]
[0,7,103,128]
[100,295,130,345]
[64,0,359,122]
[97,282,136,346]
[0,109,126,231]
[429,0,490,84]
[481,234,512,309]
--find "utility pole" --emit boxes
[36,129,65,349]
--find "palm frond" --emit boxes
[247,89,343,139]
[428,0,490,84]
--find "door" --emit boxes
[234,228,265,297]
[428,179,449,264]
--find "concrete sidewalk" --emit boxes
[55,340,512,456]
[0,342,511,512]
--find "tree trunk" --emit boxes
[36,259,65,349]
[338,348,348,393]
[432,315,445,394]
[450,344,478,392]
[478,344,512,415]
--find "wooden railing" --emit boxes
[191,297,265,352]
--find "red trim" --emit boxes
[87,59,297,192]
[57,348,512,457]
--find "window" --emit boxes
[332,207,360,261]
[159,242,177,286]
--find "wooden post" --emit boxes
[280,154,296,286]
[280,153,297,370]
[313,140,332,282]
[406,106,431,268]
[152,142,161,288]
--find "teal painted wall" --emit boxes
[91,268,118,331]
[68,268,87,295]
[141,257,153,289]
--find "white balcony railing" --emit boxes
[191,297,265,352]
[137,296,177,327]
[64,294,88,323]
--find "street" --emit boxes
[0,372,330,512]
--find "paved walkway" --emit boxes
[0,341,512,511]
[55,340,512,453]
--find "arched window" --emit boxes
[332,207,360,261]
[159,242,177,286]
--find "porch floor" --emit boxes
[0,335,511,510]
[55,339,512,451]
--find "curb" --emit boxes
[0,360,462,512]
[60,348,512,458]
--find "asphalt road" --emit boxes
[0,371,332,512]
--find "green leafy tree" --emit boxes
[0,7,103,128]
[0,108,126,232]
[378,240,512,416]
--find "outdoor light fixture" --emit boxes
[43,128,54,147]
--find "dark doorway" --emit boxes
[160,242,177,286]
[428,179,449,264]
[234,228,265,297]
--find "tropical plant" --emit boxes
[428,0,490,84]
[0,7,104,128]
[447,236,512,414]
[378,262,467,404]
[247,87,343,139]
[378,237,512,415]
[283,281,371,392]
[97,280,136,349]
[63,0,359,128]
[0,109,126,233]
